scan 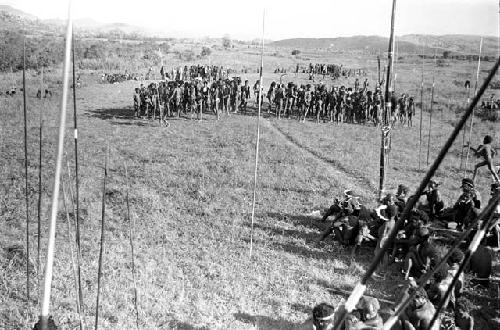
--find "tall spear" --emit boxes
[22,37,31,310]
[418,43,425,171]
[377,55,381,86]
[71,30,85,330]
[37,1,73,329]
[249,10,265,259]
[125,165,140,329]
[37,66,43,304]
[378,0,397,200]
[464,37,483,175]
[426,51,437,165]
[95,146,108,330]
[459,80,471,170]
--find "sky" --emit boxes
[4,0,499,40]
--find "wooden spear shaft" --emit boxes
[61,181,82,319]
[22,36,31,309]
[95,146,108,330]
[125,164,140,329]
[249,10,265,259]
[426,51,437,165]
[378,0,397,200]
[418,44,425,171]
[37,66,43,305]
[39,2,73,329]
[464,37,483,175]
[71,30,85,329]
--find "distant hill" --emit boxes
[270,36,439,54]
[399,34,497,56]
[271,35,497,56]
[0,4,36,20]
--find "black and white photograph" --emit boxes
[0,0,499,329]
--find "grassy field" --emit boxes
[1,46,499,329]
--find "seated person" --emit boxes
[400,287,440,330]
[439,178,480,231]
[403,228,439,280]
[322,190,362,221]
[421,180,444,220]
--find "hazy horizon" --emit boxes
[2,0,499,40]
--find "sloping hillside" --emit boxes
[270,36,438,54]
[399,34,497,56]
[271,34,497,55]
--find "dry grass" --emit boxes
[0,47,498,329]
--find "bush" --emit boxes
[177,50,195,62]
[201,46,212,57]
[291,49,300,56]
[489,80,500,90]
[222,35,231,49]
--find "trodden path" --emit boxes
[263,117,378,200]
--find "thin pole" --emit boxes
[464,37,483,175]
[125,164,140,329]
[64,159,85,329]
[393,38,398,93]
[61,181,82,319]
[39,2,73,329]
[426,51,437,165]
[37,66,43,305]
[249,10,265,259]
[418,43,425,171]
[378,0,397,200]
[332,57,500,330]
[377,55,381,86]
[22,36,31,308]
[95,146,108,330]
[459,85,471,170]
[71,29,85,330]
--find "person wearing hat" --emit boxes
[321,190,362,222]
[311,303,337,330]
[438,178,480,231]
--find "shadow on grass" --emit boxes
[233,312,305,330]
[244,214,350,262]
[86,107,136,120]
[167,320,210,330]
[264,212,326,232]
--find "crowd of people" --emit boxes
[274,63,367,81]
[132,71,416,127]
[310,135,500,329]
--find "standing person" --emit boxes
[240,80,251,114]
[275,83,285,119]
[222,81,230,115]
[469,135,500,183]
[133,88,141,118]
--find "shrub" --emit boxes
[291,49,300,56]
[201,46,212,57]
